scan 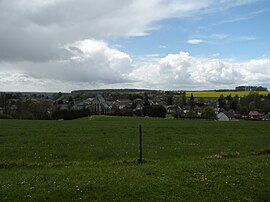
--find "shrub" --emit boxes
[0,114,12,119]
[202,106,216,119]
[143,105,166,118]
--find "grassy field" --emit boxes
[185,91,269,98]
[0,116,270,201]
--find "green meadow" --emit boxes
[0,116,270,201]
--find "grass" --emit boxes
[0,116,270,201]
[185,91,269,98]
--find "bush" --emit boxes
[143,105,166,118]
[202,106,216,119]
[0,114,12,119]
[52,109,89,120]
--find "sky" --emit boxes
[0,0,270,92]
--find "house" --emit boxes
[152,96,162,105]
[182,106,191,114]
[135,103,143,111]
[74,100,89,110]
[106,101,114,107]
[216,112,229,121]
[223,109,235,120]
[214,107,220,114]
[112,99,132,109]
[166,105,176,113]
[133,98,143,105]
[59,104,69,111]
[261,114,270,121]
[248,111,261,119]
[96,94,109,114]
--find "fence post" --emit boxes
[139,125,143,164]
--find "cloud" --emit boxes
[210,34,228,39]
[0,0,261,62]
[1,51,270,91]
[186,39,204,45]
[159,45,167,49]
[213,8,270,25]
[145,54,160,58]
[0,71,105,92]
[0,0,267,91]
[0,39,133,89]
[129,52,270,90]
[186,34,228,45]
[238,36,256,41]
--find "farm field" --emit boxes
[185,91,269,98]
[0,116,270,201]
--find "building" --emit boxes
[216,112,229,121]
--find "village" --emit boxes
[1,87,270,121]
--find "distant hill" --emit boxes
[71,89,160,94]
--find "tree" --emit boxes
[68,96,74,106]
[202,107,216,119]
[189,93,195,109]
[13,99,50,120]
[197,98,204,107]
[230,95,239,111]
[143,105,166,118]
[144,98,150,106]
[186,109,197,118]
[248,101,256,111]
[180,92,187,107]
[57,91,62,99]
[218,94,226,109]
[166,96,173,105]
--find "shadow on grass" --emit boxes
[113,159,150,165]
[0,161,96,169]
[252,146,270,155]
[205,151,240,159]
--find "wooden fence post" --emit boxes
[139,125,143,164]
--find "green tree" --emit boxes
[143,105,166,118]
[57,91,62,99]
[68,96,74,106]
[189,93,195,109]
[180,92,187,107]
[218,94,226,109]
[202,107,216,119]
[186,109,197,118]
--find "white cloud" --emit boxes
[238,36,256,41]
[213,8,270,25]
[128,52,270,90]
[1,51,269,91]
[186,39,204,45]
[210,34,228,39]
[159,45,167,49]
[145,54,160,58]
[188,33,228,42]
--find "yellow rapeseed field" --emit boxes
[185,91,269,98]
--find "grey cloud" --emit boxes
[0,0,261,62]
[0,39,133,85]
[68,47,83,54]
